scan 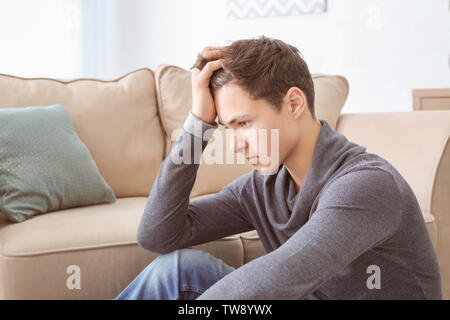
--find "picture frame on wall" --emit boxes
[227,0,328,20]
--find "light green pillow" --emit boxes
[0,104,116,223]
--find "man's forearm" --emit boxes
[137,111,218,253]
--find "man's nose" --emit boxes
[232,133,247,154]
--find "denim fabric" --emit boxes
[115,248,235,300]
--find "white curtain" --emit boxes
[81,0,107,78]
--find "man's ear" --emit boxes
[283,87,307,120]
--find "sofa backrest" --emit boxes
[0,65,350,200]
[154,64,350,198]
[0,68,165,198]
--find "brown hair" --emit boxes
[191,36,315,119]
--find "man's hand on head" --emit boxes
[190,47,225,125]
[201,46,225,61]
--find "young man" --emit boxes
[116,36,442,300]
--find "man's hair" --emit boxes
[191,36,315,119]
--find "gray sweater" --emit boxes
[137,111,442,300]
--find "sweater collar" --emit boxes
[283,119,367,213]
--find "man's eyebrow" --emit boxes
[218,114,251,127]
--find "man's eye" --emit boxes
[239,121,250,127]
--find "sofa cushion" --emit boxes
[0,198,146,256]
[155,65,348,139]
[154,64,349,197]
[0,193,438,299]
[0,68,165,198]
[313,73,349,129]
[0,104,116,223]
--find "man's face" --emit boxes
[214,82,297,175]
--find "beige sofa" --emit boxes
[0,65,449,300]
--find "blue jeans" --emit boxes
[115,248,236,300]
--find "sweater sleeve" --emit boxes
[196,169,403,299]
[137,111,254,254]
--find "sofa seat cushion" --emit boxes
[422,210,437,249]
[0,197,248,299]
[0,195,437,299]
[0,198,145,256]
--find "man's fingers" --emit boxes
[197,59,223,82]
[202,46,225,54]
[191,67,200,76]
[202,46,225,60]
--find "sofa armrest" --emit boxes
[336,110,450,298]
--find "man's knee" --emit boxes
[154,248,212,270]
[151,248,235,293]
[153,248,235,277]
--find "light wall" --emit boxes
[0,1,448,114]
[0,0,82,79]
[92,0,450,114]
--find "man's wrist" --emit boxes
[190,111,216,126]
[183,111,218,141]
